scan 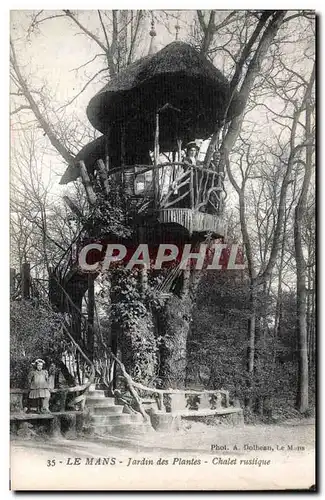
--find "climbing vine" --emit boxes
[109,268,159,385]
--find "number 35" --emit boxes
[47,459,56,467]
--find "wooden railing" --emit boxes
[10,364,95,414]
[42,274,115,390]
[110,352,230,420]
[23,276,99,388]
[160,163,225,214]
[106,161,226,215]
[130,383,229,414]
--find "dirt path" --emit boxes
[10,420,315,491]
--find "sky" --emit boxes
[10,10,199,193]
[10,10,195,123]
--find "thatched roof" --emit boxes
[61,42,245,185]
[60,136,106,184]
[59,132,151,184]
[87,41,244,137]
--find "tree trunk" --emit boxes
[295,264,309,412]
[247,286,256,375]
[156,264,205,389]
[294,63,315,412]
[157,293,193,389]
[273,217,287,363]
[109,270,158,385]
[204,11,286,167]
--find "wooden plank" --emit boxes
[190,168,194,208]
[192,212,226,235]
[159,209,193,234]
[105,131,110,171]
[49,416,61,438]
[158,209,226,236]
[197,169,204,206]
[162,190,190,209]
[79,161,97,205]
[153,112,160,207]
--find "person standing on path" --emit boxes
[28,359,51,413]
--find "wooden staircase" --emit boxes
[85,385,153,437]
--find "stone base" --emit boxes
[183,409,244,426]
[149,411,181,432]
[10,411,86,439]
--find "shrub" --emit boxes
[10,300,67,387]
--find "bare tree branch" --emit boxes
[10,39,75,165]
[10,105,31,115]
[63,9,117,77]
[56,67,108,111]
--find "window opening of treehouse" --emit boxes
[134,170,153,195]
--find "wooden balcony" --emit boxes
[108,161,227,237]
[158,208,226,236]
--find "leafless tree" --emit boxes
[10,127,86,276]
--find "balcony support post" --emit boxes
[153,111,160,208]
[190,167,194,209]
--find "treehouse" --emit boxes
[15,37,246,422]
[60,41,244,242]
[53,40,244,314]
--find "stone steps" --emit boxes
[90,405,124,415]
[112,423,151,436]
[91,413,143,425]
[90,421,152,437]
[87,390,106,398]
[86,397,116,407]
[84,387,154,437]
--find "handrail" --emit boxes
[10,365,95,395]
[154,163,224,213]
[53,205,98,275]
[29,272,116,395]
[107,161,221,178]
[108,351,230,414]
[48,274,117,389]
[29,276,96,382]
[110,352,148,421]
